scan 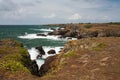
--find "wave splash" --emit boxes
[28,46,63,69]
[31,28,53,32]
[18,33,67,41]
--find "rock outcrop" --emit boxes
[36,46,45,55]
[39,55,57,76]
[48,24,120,39]
[30,60,39,76]
[47,49,56,54]
[36,34,47,36]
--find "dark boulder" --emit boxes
[48,29,69,35]
[36,54,42,59]
[36,34,47,36]
[90,31,99,37]
[47,49,56,54]
[48,30,59,35]
[36,46,45,55]
[30,60,39,76]
[63,31,77,37]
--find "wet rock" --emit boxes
[36,34,47,36]
[51,28,56,30]
[47,49,56,54]
[48,29,69,35]
[36,46,45,55]
[64,31,77,37]
[36,54,42,59]
[30,60,39,76]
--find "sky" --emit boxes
[0,0,120,25]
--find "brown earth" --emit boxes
[37,37,120,80]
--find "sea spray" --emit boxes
[18,33,68,41]
[28,46,63,69]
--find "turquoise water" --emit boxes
[0,25,66,48]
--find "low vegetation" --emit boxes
[84,24,92,29]
[0,39,30,79]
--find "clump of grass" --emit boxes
[0,60,30,73]
[0,52,30,73]
[0,39,30,73]
[64,51,76,58]
[92,43,106,51]
[84,24,92,29]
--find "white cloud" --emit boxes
[68,13,82,20]
[43,13,56,19]
[0,0,120,24]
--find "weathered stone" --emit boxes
[36,34,47,36]
[36,46,45,55]
[47,49,56,54]
[30,60,39,76]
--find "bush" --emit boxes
[84,24,92,29]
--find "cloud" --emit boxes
[68,13,82,20]
[0,0,120,24]
[43,13,56,19]
[35,0,42,3]
[0,0,18,11]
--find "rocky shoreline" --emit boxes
[48,23,120,39]
[30,23,120,77]
[0,23,120,80]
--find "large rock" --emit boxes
[36,34,47,36]
[64,31,77,37]
[30,60,39,76]
[47,49,56,54]
[36,54,42,59]
[48,29,69,35]
[36,46,45,55]
[38,55,57,76]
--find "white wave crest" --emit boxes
[28,46,63,69]
[18,33,67,41]
[28,48,39,60]
[31,28,53,32]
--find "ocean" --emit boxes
[0,25,67,68]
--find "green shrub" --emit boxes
[84,24,92,29]
[0,60,30,72]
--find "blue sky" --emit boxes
[0,0,120,25]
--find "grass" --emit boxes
[84,24,92,29]
[64,51,76,58]
[0,60,29,72]
[92,43,106,51]
[0,39,30,73]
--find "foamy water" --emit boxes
[18,33,68,41]
[32,28,53,32]
[25,28,77,69]
[28,46,63,69]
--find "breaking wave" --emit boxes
[18,33,67,41]
[28,46,63,69]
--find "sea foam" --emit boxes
[28,46,63,69]
[18,33,67,41]
[32,28,53,32]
